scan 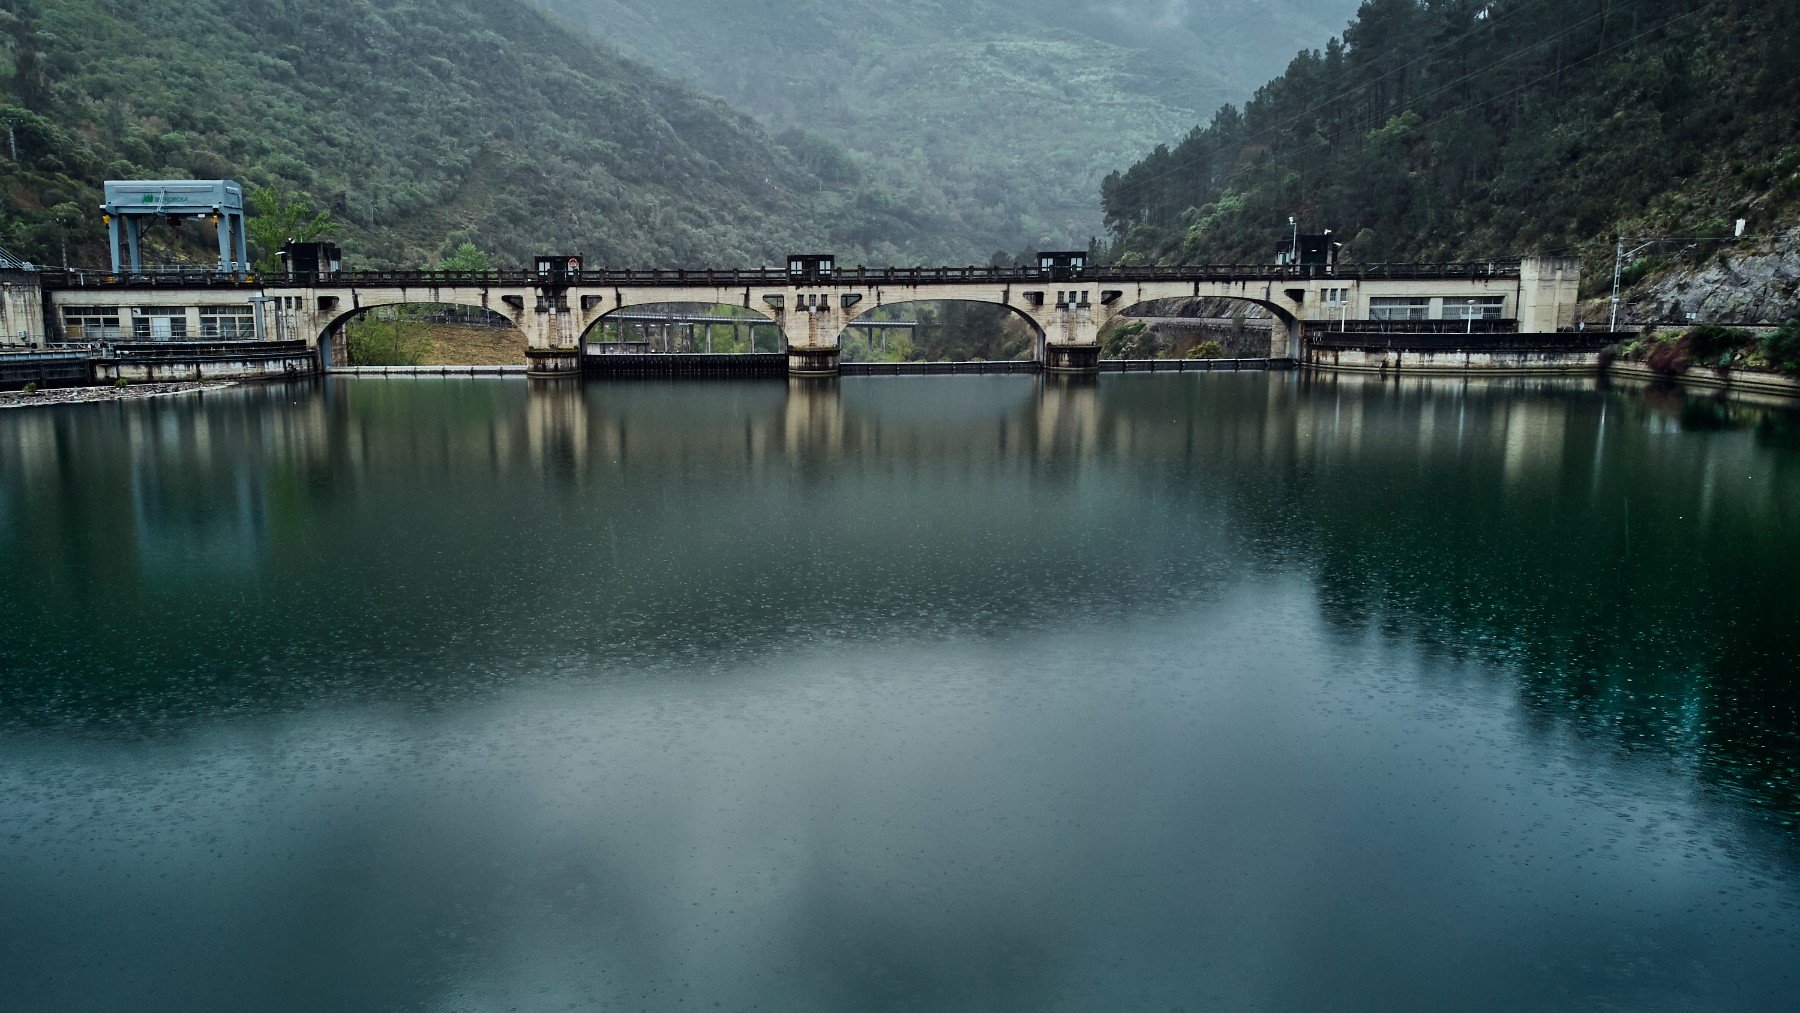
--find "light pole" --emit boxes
[1288,216,1299,267]
[1466,299,1476,335]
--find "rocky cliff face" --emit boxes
[1610,230,1800,327]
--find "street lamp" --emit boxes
[1466,298,1476,335]
[1288,216,1299,266]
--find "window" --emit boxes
[62,306,123,340]
[1316,288,1352,322]
[131,307,189,340]
[1369,297,1430,321]
[1446,296,1506,320]
[200,307,256,339]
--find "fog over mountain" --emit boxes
[535,0,1358,257]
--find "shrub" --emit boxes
[1760,317,1800,376]
[114,378,129,387]
[21,381,38,394]
[1619,257,1664,288]
[1684,323,1753,364]
[1186,340,1225,360]
[1645,334,1690,376]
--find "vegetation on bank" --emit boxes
[1100,314,1263,360]
[1612,317,1800,377]
[840,303,1035,364]
[345,309,525,367]
[1101,0,1800,294]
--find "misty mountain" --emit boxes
[534,0,1358,258]
[1103,0,1800,320]
[0,0,934,270]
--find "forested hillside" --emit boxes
[1102,0,1800,311]
[0,0,929,270]
[535,0,1358,258]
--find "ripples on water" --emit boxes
[1,373,1797,1009]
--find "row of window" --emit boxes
[1368,296,1506,321]
[62,306,256,340]
[1056,291,1092,308]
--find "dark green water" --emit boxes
[2,372,1799,1010]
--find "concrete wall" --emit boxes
[94,349,318,384]
[1,270,48,346]
[1304,346,1800,403]
[1304,346,1603,375]
[1605,360,1800,400]
[1517,257,1582,333]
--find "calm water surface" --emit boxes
[2,372,1798,1010]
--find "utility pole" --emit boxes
[1609,236,1630,332]
[1611,224,1753,331]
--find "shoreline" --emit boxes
[0,381,239,411]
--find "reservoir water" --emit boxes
[2,372,1798,1010]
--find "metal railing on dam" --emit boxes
[1307,331,1626,353]
[584,352,789,377]
[39,261,1527,290]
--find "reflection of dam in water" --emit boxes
[127,409,269,574]
[5,373,1797,545]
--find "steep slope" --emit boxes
[534,0,1358,258]
[1101,0,1800,319]
[0,0,927,270]
[1001,0,1361,95]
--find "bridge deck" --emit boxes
[40,262,1524,290]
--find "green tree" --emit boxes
[246,187,336,274]
[439,241,490,272]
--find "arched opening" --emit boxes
[583,302,784,356]
[1104,296,1290,361]
[841,300,1043,364]
[323,302,524,368]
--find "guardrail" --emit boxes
[41,261,1525,290]
[107,340,311,360]
[583,352,789,377]
[842,360,1039,376]
[1,350,93,387]
[1100,358,1281,372]
[1306,319,1522,335]
[1307,331,1628,353]
[334,365,529,377]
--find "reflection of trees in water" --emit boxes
[1275,375,1800,841]
[3,373,1799,850]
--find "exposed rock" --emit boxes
[1616,228,1800,325]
